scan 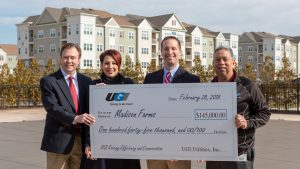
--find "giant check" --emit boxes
[90,83,238,161]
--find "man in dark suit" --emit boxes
[40,43,96,169]
[144,36,200,169]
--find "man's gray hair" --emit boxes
[213,46,234,58]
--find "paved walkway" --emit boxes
[0,108,299,169]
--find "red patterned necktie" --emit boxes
[164,71,171,84]
[69,76,78,113]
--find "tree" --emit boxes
[276,54,294,82]
[43,59,55,76]
[121,55,135,79]
[272,54,296,111]
[240,63,256,81]
[0,64,14,84]
[28,58,41,84]
[179,58,188,71]
[132,57,144,84]
[259,56,275,83]
[147,59,157,73]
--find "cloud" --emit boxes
[0,16,26,25]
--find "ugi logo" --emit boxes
[106,92,129,101]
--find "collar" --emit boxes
[60,68,78,81]
[164,64,179,79]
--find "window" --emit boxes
[209,40,213,46]
[83,59,93,67]
[128,46,134,54]
[238,47,242,52]
[97,59,100,68]
[238,56,242,62]
[165,32,171,37]
[177,35,183,44]
[68,25,71,35]
[50,29,56,37]
[109,29,115,37]
[248,56,253,62]
[84,24,93,35]
[109,45,116,50]
[194,52,200,58]
[194,37,201,45]
[203,40,207,46]
[8,57,12,62]
[272,44,274,51]
[38,30,44,38]
[0,55,3,61]
[172,20,176,26]
[97,44,103,52]
[231,42,237,48]
[275,44,280,51]
[38,60,44,68]
[18,48,21,54]
[18,32,21,40]
[83,43,93,51]
[209,52,213,58]
[264,44,267,51]
[142,62,149,68]
[128,32,134,39]
[50,44,56,53]
[142,48,149,54]
[25,32,28,40]
[25,48,27,54]
[96,28,103,36]
[38,45,44,53]
[120,30,124,38]
[203,52,207,58]
[142,31,149,40]
[248,46,253,52]
[75,24,79,34]
[119,45,124,53]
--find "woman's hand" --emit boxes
[85,146,97,160]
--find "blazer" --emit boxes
[40,69,92,154]
[144,67,200,84]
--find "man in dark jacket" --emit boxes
[206,46,271,169]
[144,36,200,169]
[40,43,95,169]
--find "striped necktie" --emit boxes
[69,76,78,113]
[164,71,171,84]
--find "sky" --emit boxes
[1,0,300,44]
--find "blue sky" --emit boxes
[1,0,300,44]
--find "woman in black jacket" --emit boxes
[81,49,140,169]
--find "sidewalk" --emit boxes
[0,108,300,169]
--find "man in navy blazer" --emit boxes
[40,43,95,169]
[144,36,200,169]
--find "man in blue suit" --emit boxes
[144,36,200,169]
[40,43,95,169]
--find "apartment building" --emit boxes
[239,32,300,79]
[16,7,238,73]
[0,44,17,73]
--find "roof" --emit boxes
[22,15,40,24]
[0,44,17,55]
[146,13,174,30]
[199,27,215,37]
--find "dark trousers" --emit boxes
[206,148,255,169]
[80,157,140,169]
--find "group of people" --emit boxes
[40,36,270,169]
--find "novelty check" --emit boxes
[90,83,238,161]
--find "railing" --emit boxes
[0,83,299,114]
[259,83,300,114]
[0,84,42,109]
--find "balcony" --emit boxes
[185,42,192,48]
[185,55,192,61]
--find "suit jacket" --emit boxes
[144,67,200,84]
[40,69,92,154]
